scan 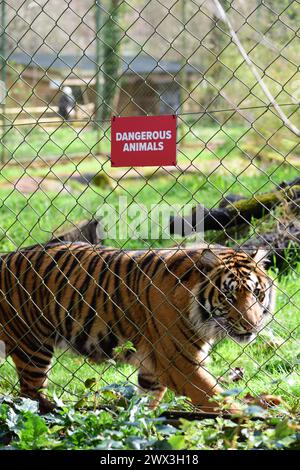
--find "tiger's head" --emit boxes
[190,249,275,344]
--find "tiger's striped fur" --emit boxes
[0,242,275,413]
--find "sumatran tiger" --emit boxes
[0,242,275,413]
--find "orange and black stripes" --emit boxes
[0,242,274,412]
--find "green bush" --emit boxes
[0,390,299,450]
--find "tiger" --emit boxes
[0,242,275,414]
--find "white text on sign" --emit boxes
[116,130,172,152]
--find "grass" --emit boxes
[0,123,299,420]
[1,122,245,162]
[0,136,299,252]
[2,124,109,162]
[0,264,299,410]
[2,121,291,166]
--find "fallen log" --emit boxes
[170,185,300,236]
[50,219,101,244]
[218,177,300,208]
[180,223,300,270]
[276,176,300,190]
[236,221,300,269]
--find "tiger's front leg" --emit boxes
[161,359,240,413]
[137,368,167,409]
[11,347,55,414]
[169,365,221,412]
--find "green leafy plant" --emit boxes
[0,388,299,450]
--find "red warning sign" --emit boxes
[111,114,177,167]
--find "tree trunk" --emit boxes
[170,185,300,235]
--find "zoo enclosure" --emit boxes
[0,0,299,410]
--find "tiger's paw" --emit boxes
[38,395,56,415]
[219,397,243,416]
[244,393,283,409]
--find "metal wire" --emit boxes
[0,0,299,412]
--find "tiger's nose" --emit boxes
[240,319,255,331]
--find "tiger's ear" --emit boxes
[250,249,269,266]
[200,249,222,270]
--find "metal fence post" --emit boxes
[95,0,103,155]
[0,0,7,164]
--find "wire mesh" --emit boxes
[0,0,299,414]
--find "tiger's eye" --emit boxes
[254,288,264,301]
[223,291,235,302]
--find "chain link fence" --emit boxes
[0,0,299,414]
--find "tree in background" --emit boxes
[99,0,122,121]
